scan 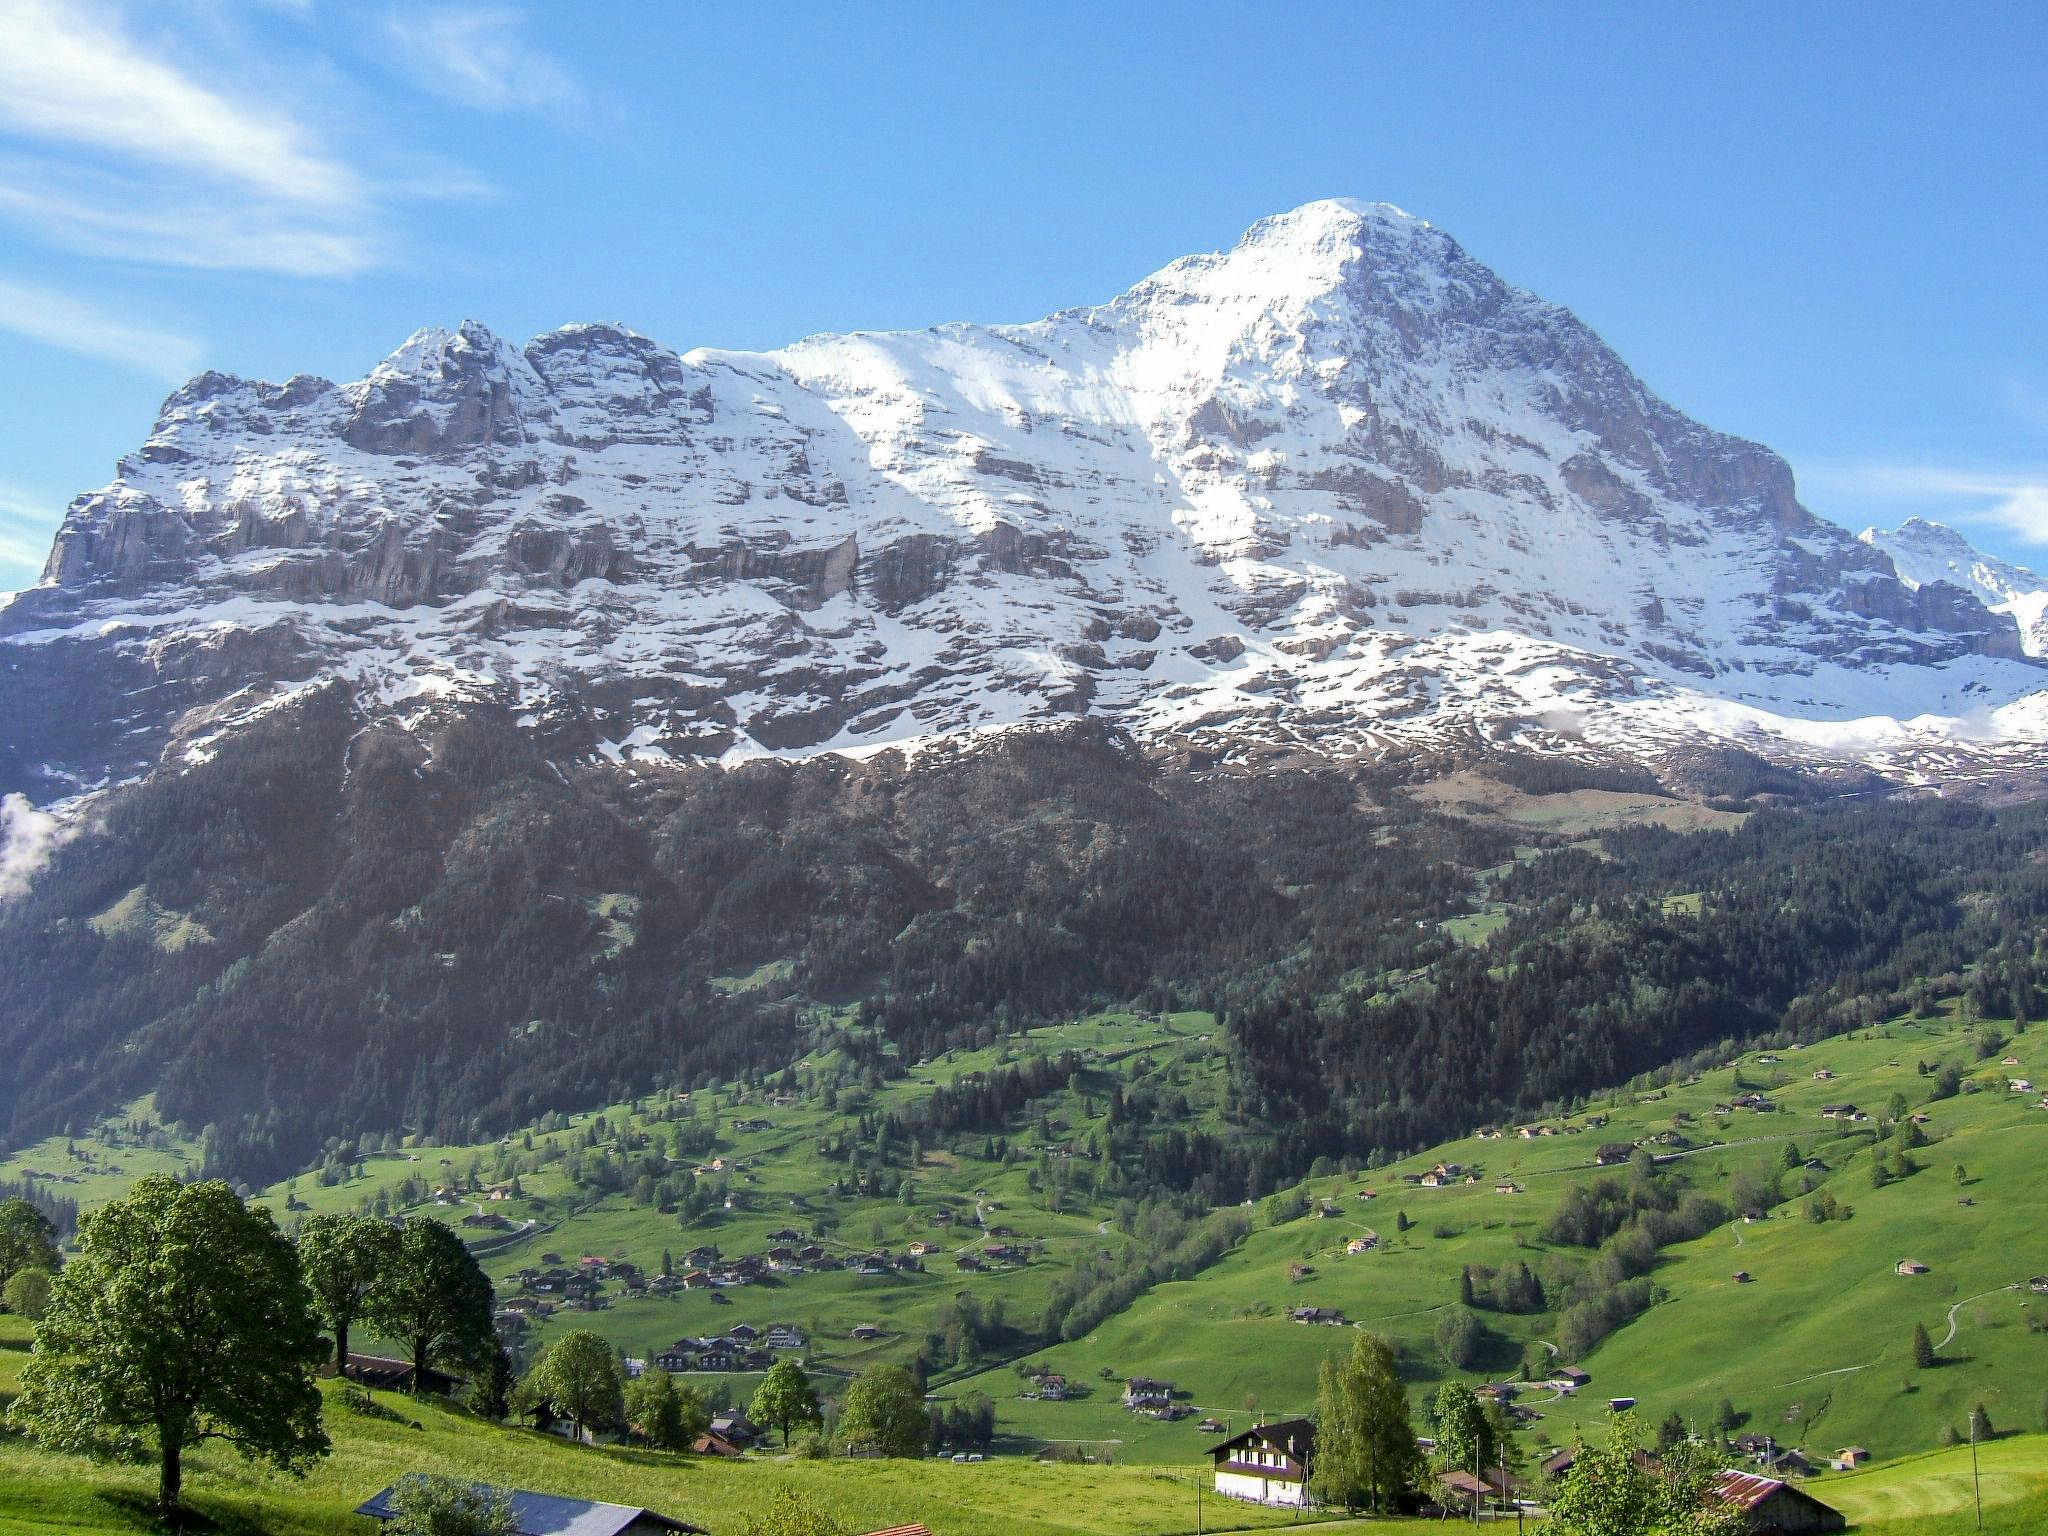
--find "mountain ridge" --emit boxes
[4,198,2046,808]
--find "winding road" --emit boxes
[1937,1284,2021,1351]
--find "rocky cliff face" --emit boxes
[6,200,2044,803]
[1861,517,2048,660]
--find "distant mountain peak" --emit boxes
[1861,518,2048,658]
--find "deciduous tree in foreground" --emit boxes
[365,1217,495,1395]
[7,1175,328,1514]
[1310,1330,1423,1513]
[298,1210,398,1372]
[520,1329,625,1443]
[750,1357,823,1450]
[1548,1411,1743,1536]
[834,1364,929,1457]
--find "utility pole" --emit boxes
[1970,1412,1983,1534]
[1472,1429,1482,1526]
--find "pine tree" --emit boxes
[1912,1321,1936,1369]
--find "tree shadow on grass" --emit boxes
[97,1490,274,1536]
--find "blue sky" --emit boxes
[1,1,2044,590]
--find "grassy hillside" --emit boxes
[0,1313,1402,1536]
[944,1005,2048,1467]
[6,1308,2048,1533]
[6,1004,2043,1476]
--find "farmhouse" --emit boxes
[1123,1377,1174,1411]
[343,1354,465,1397]
[708,1413,761,1448]
[1830,1447,1870,1470]
[1553,1366,1591,1389]
[1896,1259,1930,1276]
[1708,1471,1846,1533]
[1819,1104,1864,1122]
[356,1485,705,1535]
[1594,1143,1635,1166]
[1494,1180,1523,1195]
[1290,1306,1347,1326]
[1439,1469,1516,1508]
[1346,1231,1380,1254]
[1208,1418,1316,1507]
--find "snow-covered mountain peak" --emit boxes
[1099,197,1464,333]
[1862,518,2048,658]
[9,200,2048,801]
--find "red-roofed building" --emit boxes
[1709,1471,1846,1533]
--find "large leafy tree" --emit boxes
[7,1175,328,1513]
[520,1329,624,1442]
[749,1357,823,1449]
[626,1367,709,1450]
[1430,1380,1500,1490]
[298,1212,398,1371]
[364,1218,494,1394]
[1310,1331,1422,1514]
[0,1198,60,1288]
[1549,1412,1744,1536]
[835,1364,929,1457]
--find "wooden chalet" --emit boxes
[1208,1417,1315,1508]
[1708,1471,1846,1533]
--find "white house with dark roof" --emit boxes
[1207,1418,1316,1506]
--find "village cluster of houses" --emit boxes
[650,1322,809,1374]
[1476,1112,1612,1142]
[1121,1377,1187,1419]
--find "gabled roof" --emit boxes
[1710,1470,1843,1521]
[355,1484,705,1535]
[1207,1416,1315,1459]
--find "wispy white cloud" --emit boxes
[0,482,56,578]
[0,0,380,277]
[0,792,77,901]
[383,6,596,129]
[0,0,362,205]
[1801,460,2048,545]
[0,168,379,278]
[0,275,203,381]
